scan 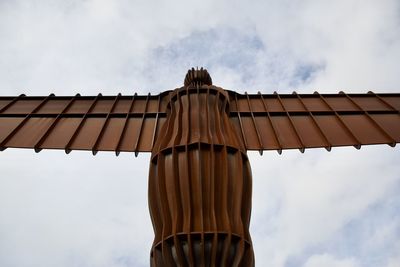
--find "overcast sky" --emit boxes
[0,1,399,266]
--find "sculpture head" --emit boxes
[184,67,212,87]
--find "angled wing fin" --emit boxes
[228,91,400,153]
[0,93,169,155]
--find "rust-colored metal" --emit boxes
[1,68,400,266]
[149,76,254,266]
[1,90,399,153]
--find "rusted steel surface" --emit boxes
[149,85,254,266]
[1,91,399,154]
[229,91,400,152]
[0,93,169,153]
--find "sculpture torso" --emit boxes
[149,84,255,266]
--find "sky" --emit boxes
[0,0,399,266]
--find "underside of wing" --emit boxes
[1,90,400,155]
[228,91,400,154]
[0,93,169,155]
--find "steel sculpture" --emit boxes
[0,68,399,266]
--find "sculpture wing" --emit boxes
[0,93,169,155]
[229,91,400,153]
[2,91,399,155]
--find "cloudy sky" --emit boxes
[0,0,400,266]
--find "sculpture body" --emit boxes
[149,84,254,266]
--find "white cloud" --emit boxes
[303,254,360,267]
[249,147,400,266]
[386,257,400,267]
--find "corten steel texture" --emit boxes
[149,83,254,266]
[0,92,399,154]
[1,68,400,267]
